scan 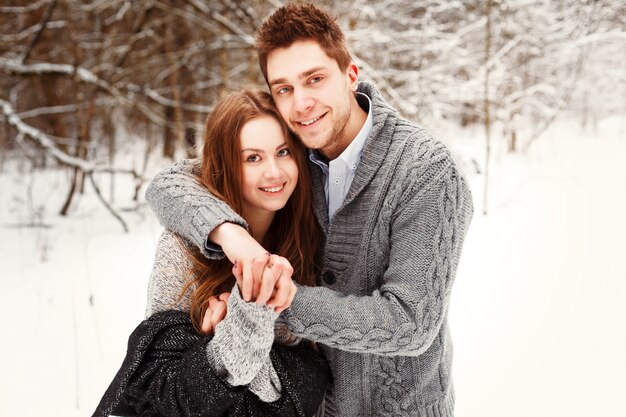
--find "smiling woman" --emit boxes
[92,90,327,417]
[239,114,298,240]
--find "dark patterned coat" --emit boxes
[92,310,330,417]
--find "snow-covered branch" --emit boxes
[0,0,52,14]
[1,98,141,178]
[1,21,67,43]
[128,84,214,113]
[186,0,255,44]
[1,98,95,171]
[0,57,167,126]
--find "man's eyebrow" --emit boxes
[269,66,328,86]
[301,66,326,78]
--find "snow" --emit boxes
[451,116,626,416]
[1,116,625,416]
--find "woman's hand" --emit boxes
[208,223,269,302]
[201,292,230,334]
[232,255,297,313]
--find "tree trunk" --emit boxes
[482,0,493,216]
[59,167,79,216]
[162,106,176,159]
[134,118,154,202]
[161,4,185,158]
[59,92,94,214]
[220,46,227,98]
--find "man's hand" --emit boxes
[201,292,230,334]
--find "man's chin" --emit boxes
[296,131,330,150]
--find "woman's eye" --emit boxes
[277,86,291,95]
[277,148,290,157]
[246,154,260,162]
[310,76,322,84]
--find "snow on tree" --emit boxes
[1,0,624,225]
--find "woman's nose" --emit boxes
[263,158,281,179]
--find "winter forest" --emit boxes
[1,1,625,416]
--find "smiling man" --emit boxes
[267,39,365,160]
[146,3,473,416]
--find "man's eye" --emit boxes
[310,76,322,84]
[277,148,290,157]
[277,86,291,94]
[246,154,260,162]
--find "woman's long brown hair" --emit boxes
[185,90,320,333]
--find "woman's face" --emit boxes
[239,115,299,216]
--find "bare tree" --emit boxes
[1,0,624,226]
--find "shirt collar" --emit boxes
[337,92,372,171]
[308,92,373,170]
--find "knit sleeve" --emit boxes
[282,161,474,356]
[145,230,195,317]
[206,285,282,402]
[145,159,248,259]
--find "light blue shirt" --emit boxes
[309,92,373,220]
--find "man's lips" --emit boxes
[295,112,327,128]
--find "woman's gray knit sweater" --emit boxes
[145,81,473,417]
[145,230,282,403]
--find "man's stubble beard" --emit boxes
[296,98,351,158]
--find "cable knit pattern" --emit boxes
[145,160,248,260]
[145,81,474,417]
[145,230,282,403]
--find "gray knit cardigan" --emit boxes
[145,81,474,417]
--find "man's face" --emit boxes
[267,40,360,160]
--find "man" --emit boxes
[146,3,473,416]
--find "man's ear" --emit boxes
[347,63,359,91]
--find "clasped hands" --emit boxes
[201,252,296,334]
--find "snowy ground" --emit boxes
[0,116,624,417]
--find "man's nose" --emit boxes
[293,88,314,113]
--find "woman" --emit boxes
[93,90,328,417]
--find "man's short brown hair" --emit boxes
[256,3,352,82]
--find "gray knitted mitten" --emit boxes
[206,284,281,402]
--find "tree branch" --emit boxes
[0,0,52,14]
[88,173,129,233]
[1,98,142,179]
[20,0,58,63]
[0,57,167,126]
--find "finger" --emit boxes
[269,255,285,284]
[256,266,276,305]
[201,307,214,334]
[267,262,293,308]
[211,301,227,328]
[268,274,291,309]
[276,283,297,313]
[251,254,270,301]
[265,256,288,305]
[241,259,253,301]
[218,292,231,303]
[208,296,220,311]
[232,261,243,289]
